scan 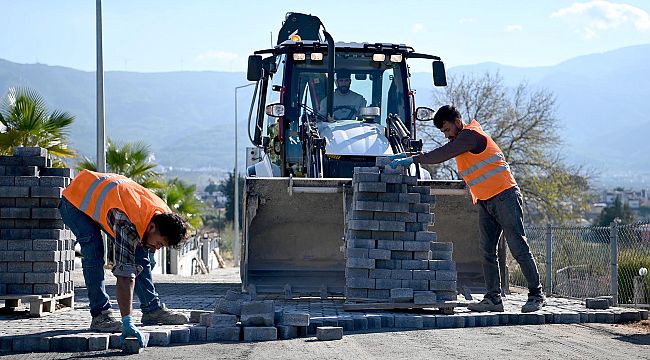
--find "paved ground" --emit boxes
[1,266,649,359]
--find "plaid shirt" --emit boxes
[106,209,143,278]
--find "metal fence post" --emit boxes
[610,221,619,306]
[546,223,553,295]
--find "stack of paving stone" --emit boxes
[344,158,457,304]
[192,290,310,342]
[0,147,75,296]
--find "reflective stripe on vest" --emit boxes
[79,174,119,213]
[466,163,511,187]
[91,178,132,221]
[459,153,505,178]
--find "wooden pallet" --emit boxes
[343,300,457,314]
[0,292,74,317]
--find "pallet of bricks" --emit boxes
[343,157,457,313]
[0,147,75,316]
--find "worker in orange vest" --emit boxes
[59,170,190,345]
[388,105,546,313]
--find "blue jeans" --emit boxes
[478,186,542,299]
[58,197,162,317]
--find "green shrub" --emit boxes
[618,250,650,304]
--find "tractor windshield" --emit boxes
[289,51,409,125]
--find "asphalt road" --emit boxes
[3,322,648,360]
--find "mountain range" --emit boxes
[0,44,649,187]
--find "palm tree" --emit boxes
[0,87,75,162]
[155,178,205,229]
[77,138,162,189]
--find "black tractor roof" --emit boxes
[254,41,440,60]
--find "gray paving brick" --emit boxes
[368,248,391,260]
[415,231,436,242]
[390,288,413,301]
[371,231,394,240]
[30,186,63,198]
[346,248,368,258]
[170,327,191,343]
[346,257,375,269]
[386,183,407,193]
[394,212,417,223]
[0,220,14,229]
[7,284,32,294]
[377,192,399,202]
[365,314,382,329]
[243,327,277,342]
[109,334,123,349]
[50,335,89,352]
[354,201,384,212]
[436,270,457,281]
[241,301,275,326]
[367,289,390,299]
[7,240,32,251]
[413,251,431,260]
[352,316,368,331]
[40,167,72,177]
[431,250,453,260]
[21,156,47,167]
[347,238,376,249]
[147,330,172,346]
[403,241,431,252]
[585,297,609,309]
[375,279,402,289]
[31,208,61,219]
[380,173,402,183]
[357,182,386,193]
[410,203,430,213]
[11,335,50,352]
[206,326,240,341]
[316,326,343,341]
[405,222,427,232]
[353,173,380,182]
[346,268,369,278]
[429,280,457,291]
[429,260,456,270]
[379,220,405,232]
[369,269,391,279]
[394,315,423,329]
[6,166,38,176]
[25,250,61,262]
[0,272,24,283]
[208,313,238,327]
[123,333,149,354]
[399,193,421,203]
[31,229,68,239]
[354,166,380,174]
[14,147,47,157]
[413,270,437,280]
[414,291,437,304]
[417,213,434,223]
[348,219,380,231]
[436,315,464,328]
[390,250,413,260]
[353,192,378,201]
[373,212,396,221]
[430,242,453,251]
[377,240,403,250]
[380,314,395,328]
[375,259,401,269]
[15,176,39,187]
[88,335,110,351]
[421,194,436,204]
[190,325,207,341]
[15,198,39,207]
[0,229,31,240]
[15,219,40,228]
[518,313,545,325]
[390,269,412,280]
[382,202,409,213]
[0,176,14,186]
[40,197,63,209]
[346,277,375,288]
[33,239,61,251]
[279,312,310,326]
[350,210,374,220]
[1,207,30,219]
[25,272,60,283]
[345,288,368,298]
[34,283,61,295]
[403,279,429,291]
[0,250,25,261]
[277,325,298,339]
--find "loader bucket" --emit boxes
[242,177,353,297]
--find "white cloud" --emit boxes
[196,50,239,62]
[551,0,650,39]
[459,17,476,24]
[412,23,424,33]
[506,24,523,32]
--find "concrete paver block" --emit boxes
[12,335,50,352]
[206,327,241,342]
[380,314,395,328]
[352,316,368,331]
[241,301,275,326]
[585,298,609,309]
[189,326,207,341]
[209,314,238,328]
[316,326,343,341]
[365,314,382,329]
[88,335,109,351]
[147,330,171,346]
[169,327,190,343]
[337,317,354,331]
[277,325,298,340]
[191,310,211,323]
[123,333,150,354]
[394,315,423,329]
[279,312,310,326]
[50,335,89,352]
[243,327,277,342]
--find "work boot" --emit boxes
[141,304,188,325]
[467,295,504,312]
[521,293,547,313]
[90,309,122,332]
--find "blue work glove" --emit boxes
[389,157,414,169]
[386,153,407,161]
[121,315,145,347]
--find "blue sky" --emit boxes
[1,0,649,73]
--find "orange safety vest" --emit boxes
[455,120,517,204]
[62,170,171,239]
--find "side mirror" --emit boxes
[247,55,263,81]
[432,61,447,87]
[415,106,435,121]
[265,103,285,118]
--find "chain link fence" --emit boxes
[508,221,650,305]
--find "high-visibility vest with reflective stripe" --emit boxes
[455,119,517,204]
[62,170,171,239]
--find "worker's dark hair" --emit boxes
[433,105,461,129]
[336,69,352,79]
[152,213,189,248]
